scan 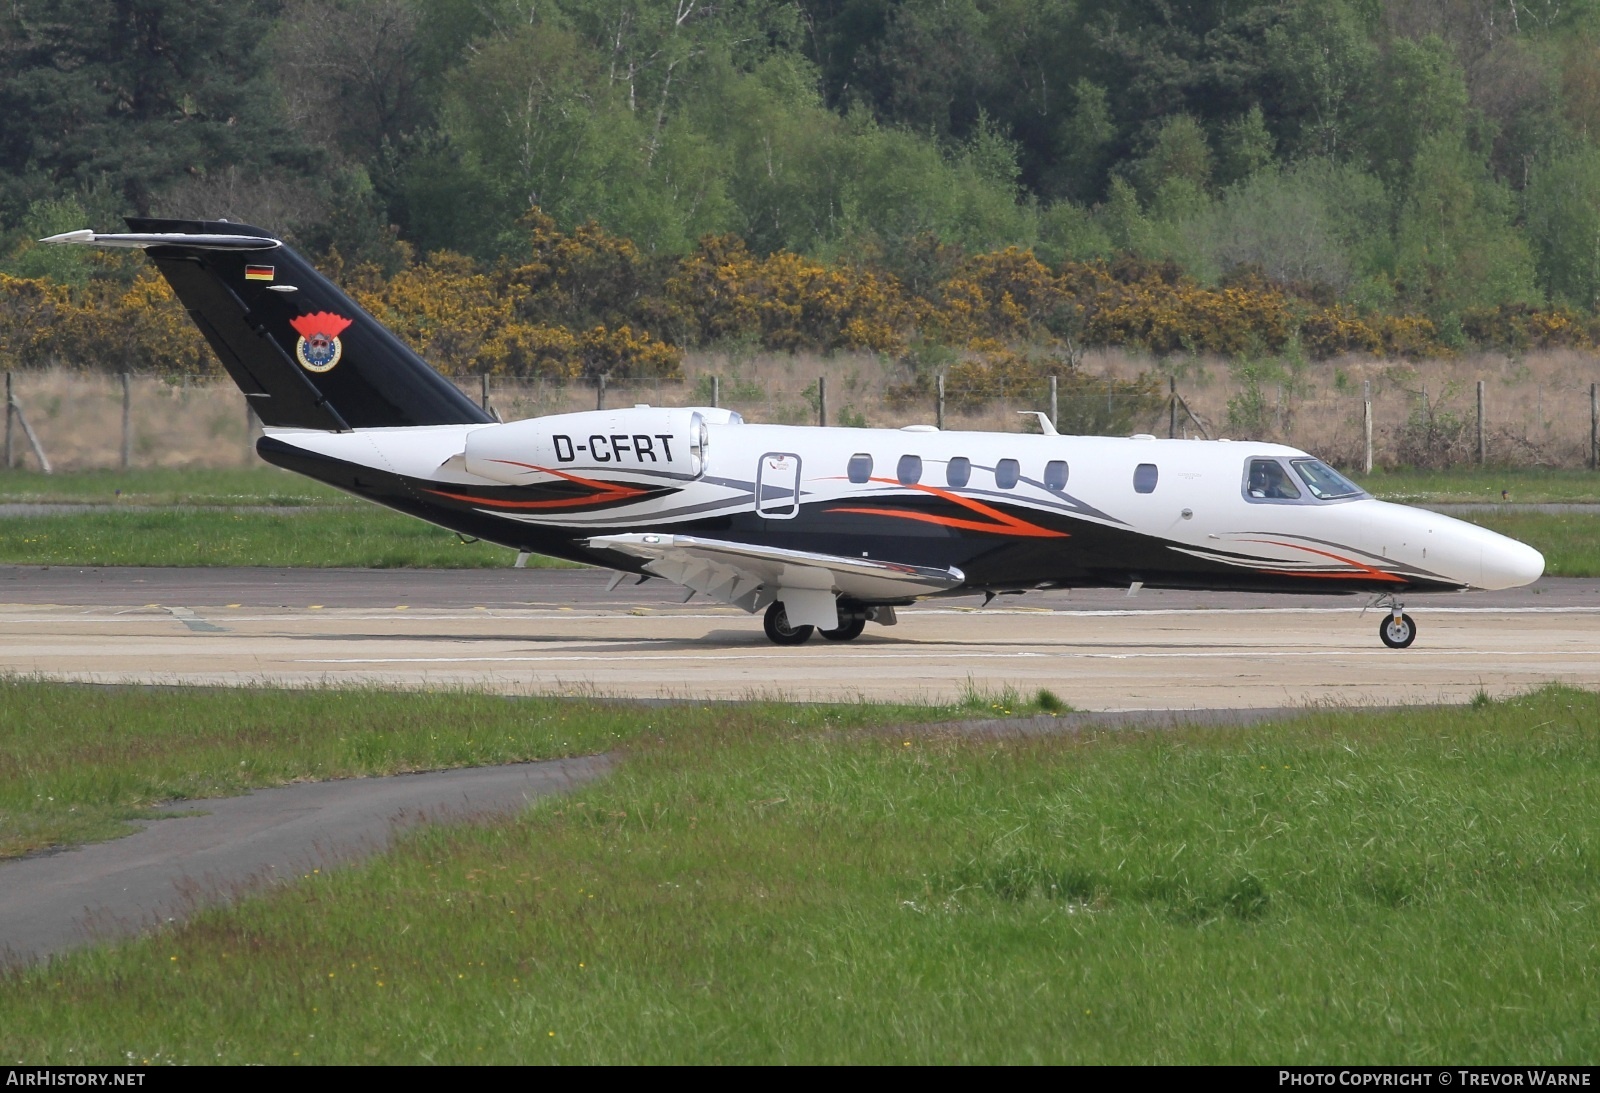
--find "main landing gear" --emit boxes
[763,601,813,645]
[1376,596,1417,649]
[762,601,869,645]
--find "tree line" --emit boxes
[4,0,1600,354]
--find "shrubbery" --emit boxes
[5,214,1600,405]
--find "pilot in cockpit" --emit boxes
[1248,459,1301,500]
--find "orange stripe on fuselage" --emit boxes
[831,478,1069,539]
[424,461,652,510]
[1241,538,1405,583]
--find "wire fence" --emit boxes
[5,359,1600,473]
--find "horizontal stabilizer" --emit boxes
[42,230,280,251]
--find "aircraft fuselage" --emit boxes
[256,409,1544,601]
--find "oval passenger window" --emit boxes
[1133,463,1159,494]
[996,458,1020,489]
[946,457,971,488]
[847,453,873,484]
[1044,460,1068,491]
[897,454,922,485]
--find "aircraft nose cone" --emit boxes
[1481,536,1544,590]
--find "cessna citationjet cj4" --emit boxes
[46,218,1544,647]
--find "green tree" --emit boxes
[0,0,316,221]
[1216,105,1276,187]
[1264,0,1378,159]
[1394,132,1540,318]
[1050,79,1118,202]
[1525,143,1600,309]
[1360,34,1471,185]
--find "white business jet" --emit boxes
[45,220,1544,647]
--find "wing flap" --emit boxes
[588,533,965,613]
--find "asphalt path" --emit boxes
[0,755,609,966]
[2,566,1598,708]
[7,563,1598,610]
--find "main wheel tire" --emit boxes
[1379,612,1417,649]
[820,615,867,642]
[763,601,814,645]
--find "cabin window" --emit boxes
[1043,460,1069,491]
[1245,457,1301,501]
[946,457,971,488]
[847,453,873,484]
[897,454,922,485]
[1133,463,1159,494]
[996,458,1020,489]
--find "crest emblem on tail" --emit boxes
[290,312,352,373]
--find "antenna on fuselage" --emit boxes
[1017,411,1058,436]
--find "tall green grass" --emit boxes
[3,685,1597,1063]
[0,508,562,568]
[1460,511,1600,577]
[0,467,348,507]
[1354,466,1600,504]
[0,680,963,859]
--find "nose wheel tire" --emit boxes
[1379,613,1417,649]
[763,601,815,645]
[820,615,867,642]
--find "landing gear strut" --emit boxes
[1377,598,1417,649]
[763,601,814,645]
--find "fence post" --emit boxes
[936,374,945,430]
[1591,382,1598,471]
[596,374,607,411]
[4,372,12,470]
[1168,377,1177,438]
[1476,379,1486,465]
[480,374,490,412]
[711,375,720,409]
[817,375,827,427]
[1048,374,1058,431]
[120,373,132,470]
[1362,380,1373,475]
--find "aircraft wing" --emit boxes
[587,533,965,614]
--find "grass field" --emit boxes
[2,682,1597,1063]
[0,467,348,507]
[0,508,534,568]
[0,679,969,860]
[1352,466,1600,504]
[1458,511,1600,577]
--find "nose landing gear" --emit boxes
[1377,598,1417,649]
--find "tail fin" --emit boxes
[44,217,491,431]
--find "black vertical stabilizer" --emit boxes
[125,216,493,431]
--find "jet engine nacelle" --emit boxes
[463,406,736,484]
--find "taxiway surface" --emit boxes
[3,566,1597,708]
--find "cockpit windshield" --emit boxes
[1290,458,1367,500]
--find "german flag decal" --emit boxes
[244,265,275,282]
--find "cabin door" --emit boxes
[755,452,802,519]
